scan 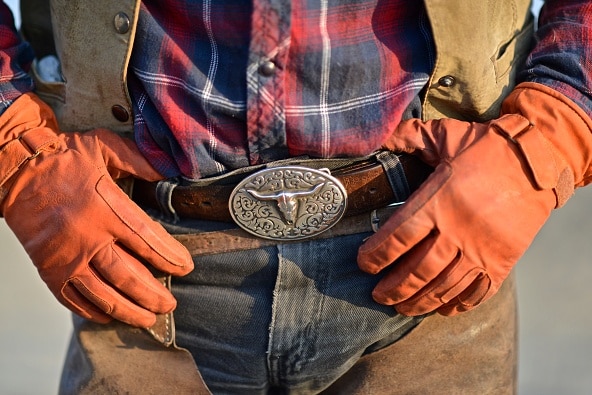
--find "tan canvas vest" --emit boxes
[23,0,533,131]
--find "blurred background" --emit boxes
[2,0,592,394]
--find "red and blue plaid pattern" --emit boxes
[0,2,34,112]
[127,0,434,178]
[1,1,592,180]
[521,0,592,120]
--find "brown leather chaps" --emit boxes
[58,272,517,394]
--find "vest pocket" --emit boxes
[493,17,535,82]
[31,57,66,111]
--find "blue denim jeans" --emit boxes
[163,218,423,394]
[57,211,517,395]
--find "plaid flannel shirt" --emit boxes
[0,1,591,180]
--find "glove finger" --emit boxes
[395,264,485,316]
[65,273,158,328]
[371,232,457,305]
[59,282,113,324]
[93,242,177,314]
[384,119,440,164]
[358,210,432,275]
[358,164,452,274]
[436,274,492,316]
[385,118,479,166]
[62,130,163,181]
[96,175,194,276]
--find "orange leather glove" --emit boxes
[0,93,193,327]
[358,82,592,316]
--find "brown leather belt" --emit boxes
[174,205,401,256]
[132,154,432,223]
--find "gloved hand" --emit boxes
[0,93,193,328]
[358,82,592,316]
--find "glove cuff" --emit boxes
[501,82,592,207]
[0,93,60,207]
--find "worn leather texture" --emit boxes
[59,315,210,395]
[358,83,592,316]
[323,272,518,394]
[59,273,517,394]
[0,93,193,327]
[132,154,433,222]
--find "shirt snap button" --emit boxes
[259,61,276,77]
[438,75,456,87]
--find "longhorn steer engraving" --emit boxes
[229,165,348,241]
[246,183,324,224]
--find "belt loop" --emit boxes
[376,151,410,201]
[155,177,180,223]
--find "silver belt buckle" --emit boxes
[229,166,348,241]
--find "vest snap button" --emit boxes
[438,75,456,87]
[114,12,131,34]
[111,105,130,122]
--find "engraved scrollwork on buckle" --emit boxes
[229,166,348,241]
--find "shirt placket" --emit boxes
[246,0,291,164]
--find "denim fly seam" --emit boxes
[170,227,423,394]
